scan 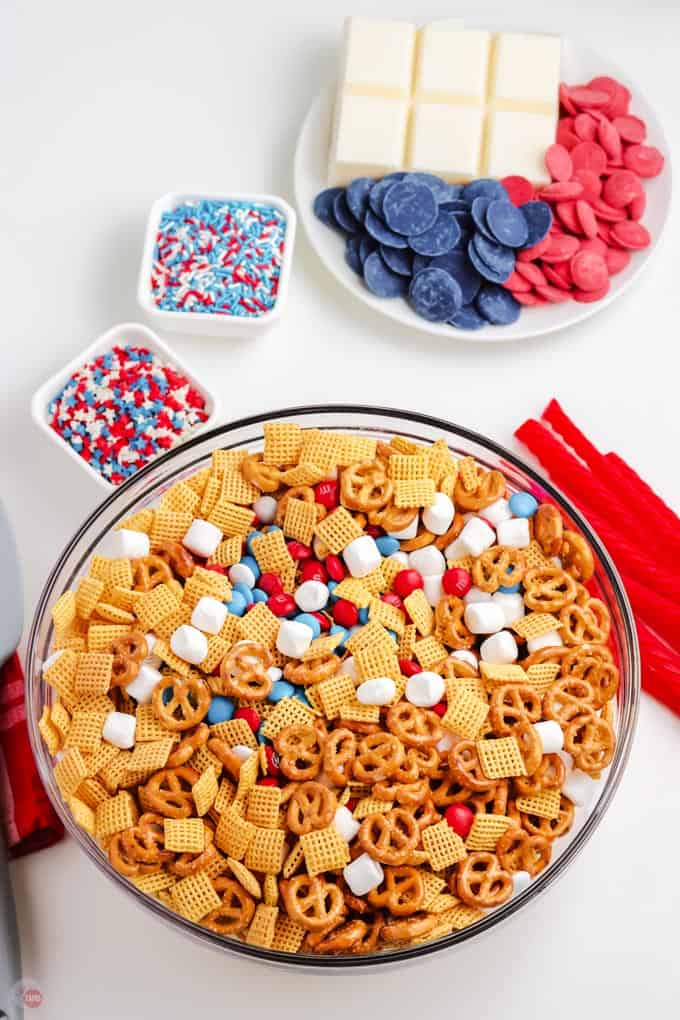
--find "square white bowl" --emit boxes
[30,321,221,492]
[137,191,297,338]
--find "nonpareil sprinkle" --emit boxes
[150,199,287,317]
[48,345,209,485]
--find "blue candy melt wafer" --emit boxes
[313,188,344,229]
[462,178,509,203]
[346,177,375,222]
[472,233,515,275]
[380,245,414,276]
[402,172,456,205]
[333,191,361,234]
[520,201,553,248]
[471,197,497,242]
[383,182,438,237]
[364,209,409,249]
[363,251,409,298]
[412,254,431,274]
[430,251,481,304]
[359,235,378,265]
[409,267,462,322]
[476,284,521,325]
[345,235,363,275]
[408,211,461,256]
[486,199,530,248]
[467,239,514,285]
[449,304,487,330]
[369,173,407,217]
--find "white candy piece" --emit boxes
[527,630,563,654]
[464,586,493,605]
[103,711,136,749]
[343,853,384,896]
[388,516,419,540]
[182,518,222,558]
[533,720,564,754]
[253,495,277,524]
[334,806,360,843]
[478,498,512,527]
[422,492,455,535]
[339,656,357,680]
[390,551,410,567]
[458,517,495,557]
[42,650,64,674]
[356,676,396,706]
[451,649,479,670]
[233,745,256,763]
[444,537,468,560]
[436,731,455,753]
[191,596,228,635]
[170,624,209,665]
[464,602,505,634]
[406,671,445,707]
[491,591,525,626]
[294,580,329,613]
[276,619,314,658]
[125,662,162,704]
[496,517,531,549]
[409,545,445,576]
[267,666,283,684]
[512,871,532,897]
[480,630,518,664]
[562,769,594,808]
[104,528,150,560]
[423,573,444,607]
[144,633,157,656]
[343,535,381,578]
[229,562,257,589]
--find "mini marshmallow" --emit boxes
[422,492,455,535]
[105,528,150,560]
[42,650,64,674]
[334,805,361,843]
[496,518,530,549]
[479,630,518,664]
[390,551,410,567]
[276,619,314,658]
[182,518,222,558]
[436,731,455,753]
[451,649,479,670]
[267,666,283,684]
[444,538,468,560]
[103,711,136,749]
[144,633,157,656]
[478,498,512,527]
[253,495,277,524]
[409,545,446,576]
[562,769,594,808]
[343,853,384,896]
[232,745,256,763]
[526,630,564,654]
[294,580,329,613]
[191,596,228,635]
[464,602,505,635]
[356,676,396,706]
[229,562,257,589]
[170,624,209,665]
[533,720,564,755]
[464,586,493,605]
[512,871,532,897]
[405,671,445,707]
[339,656,357,680]
[343,535,381,578]
[387,516,419,541]
[125,662,162,704]
[491,591,525,626]
[423,573,444,607]
[458,517,496,557]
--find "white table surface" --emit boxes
[2,1,679,1016]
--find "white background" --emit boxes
[2,1,679,1017]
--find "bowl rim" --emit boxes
[26,403,640,968]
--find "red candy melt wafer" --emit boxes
[513,291,547,306]
[613,115,646,144]
[570,250,609,292]
[515,262,548,287]
[623,144,665,178]
[572,281,610,302]
[570,141,608,176]
[572,169,602,202]
[605,247,631,275]
[590,197,627,223]
[597,118,622,161]
[610,220,651,250]
[542,262,573,290]
[541,235,580,263]
[603,170,643,209]
[534,284,571,304]
[573,113,598,141]
[628,191,646,220]
[504,270,532,293]
[538,181,583,201]
[545,143,573,182]
[500,175,534,206]
[556,201,581,234]
[588,76,631,118]
[575,200,599,239]
[568,86,611,109]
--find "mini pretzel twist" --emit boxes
[448,741,497,792]
[353,732,405,783]
[280,875,346,932]
[514,753,566,797]
[454,470,506,511]
[564,712,615,773]
[284,653,340,686]
[533,504,564,557]
[322,728,357,786]
[435,596,475,649]
[496,827,552,877]
[154,540,196,579]
[152,674,211,731]
[357,808,419,865]
[489,684,542,736]
[560,530,595,583]
[203,877,256,934]
[274,724,324,781]
[472,546,526,593]
[219,640,274,700]
[386,704,443,748]
[454,852,513,908]
[512,795,574,840]
[166,723,209,768]
[523,566,578,612]
[367,866,424,916]
[110,629,148,686]
[242,453,283,493]
[561,645,619,707]
[142,766,199,818]
[543,676,596,725]
[341,460,394,512]
[368,505,418,533]
[381,913,437,943]
[559,599,610,645]
[132,555,173,592]
[287,781,337,835]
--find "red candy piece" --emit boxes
[541,235,580,263]
[204,563,227,575]
[571,169,602,203]
[333,599,359,628]
[381,592,405,611]
[444,803,474,839]
[570,141,608,176]
[579,237,607,257]
[399,660,422,678]
[432,702,447,717]
[257,777,280,788]
[514,291,547,306]
[500,175,534,206]
[265,744,280,776]
[570,251,609,292]
[442,567,472,598]
[287,541,312,560]
[597,118,622,161]
[542,263,572,290]
[258,571,283,595]
[364,524,383,539]
[605,247,631,275]
[300,559,327,584]
[516,235,551,262]
[573,113,598,142]
[569,86,611,109]
[559,83,578,116]
[610,221,652,250]
[234,707,261,733]
[393,569,424,599]
[538,181,583,201]
[310,611,331,632]
[556,122,580,150]
[588,76,631,119]
[613,115,646,144]
[268,593,296,616]
[623,144,665,179]
[325,554,345,582]
[628,192,646,221]
[315,480,339,510]
[535,284,572,304]
[515,262,547,287]
[603,171,643,210]
[590,198,627,223]
[504,270,532,293]
[545,143,573,182]
[555,201,581,234]
[575,200,598,240]
[573,281,610,303]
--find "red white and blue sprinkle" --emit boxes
[150,199,287,317]
[48,345,209,485]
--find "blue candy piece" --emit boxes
[162,686,173,705]
[476,284,521,326]
[449,304,487,330]
[295,613,321,639]
[486,199,530,248]
[444,199,472,214]
[376,536,399,556]
[452,228,471,252]
[364,210,409,249]
[233,582,254,604]
[369,173,407,217]
[269,679,296,704]
[345,235,363,275]
[227,590,248,616]
[380,244,414,277]
[509,492,539,518]
[402,172,456,204]
[207,696,235,724]
[472,233,515,275]
[498,582,522,594]
[408,211,461,256]
[240,555,260,581]
[386,629,398,643]
[358,607,369,625]
[467,240,512,285]
[520,201,553,248]
[471,197,496,242]
[252,588,268,603]
[412,254,432,274]
[256,723,267,745]
[383,182,438,237]
[313,187,344,230]
[363,250,409,298]
[333,191,361,234]
[329,624,349,649]
[409,267,463,322]
[346,177,375,221]
[293,687,311,708]
[462,178,508,203]
[327,580,338,597]
[245,530,262,555]
[430,251,482,304]
[359,234,378,265]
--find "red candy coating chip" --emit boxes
[515,262,548,287]
[535,284,572,304]
[573,113,598,142]
[442,567,472,598]
[587,77,631,117]
[514,292,547,306]
[445,803,475,839]
[556,122,579,151]
[556,201,581,234]
[559,83,578,115]
[393,569,424,599]
[539,181,584,201]
[504,270,532,293]
[613,115,646,144]
[545,143,573,182]
[591,198,627,223]
[623,144,665,178]
[605,247,631,275]
[610,220,652,250]
[500,175,534,206]
[234,707,261,733]
[381,591,405,611]
[541,235,580,264]
[570,251,609,292]
[575,200,599,239]
[325,554,345,582]
[315,479,339,509]
[603,171,643,210]
[399,659,422,678]
[300,559,327,584]
[572,169,602,203]
[333,599,359,629]
[258,572,283,595]
[432,702,447,717]
[542,263,572,290]
[569,86,611,109]
[570,141,608,176]
[265,745,280,776]
[268,593,296,616]
[287,541,312,560]
[597,119,622,161]
[204,563,227,575]
[579,237,607,257]
[628,192,646,221]
[257,777,280,788]
[573,281,610,303]
[516,236,551,262]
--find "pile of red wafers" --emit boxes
[515,400,680,716]
[502,75,665,306]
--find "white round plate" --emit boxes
[294,35,671,343]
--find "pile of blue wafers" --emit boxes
[313,172,553,330]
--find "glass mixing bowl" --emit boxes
[26,406,639,968]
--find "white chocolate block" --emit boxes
[409,103,484,181]
[342,17,416,97]
[491,32,561,112]
[485,110,556,186]
[329,93,409,186]
[415,27,490,104]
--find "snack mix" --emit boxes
[40,424,618,955]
